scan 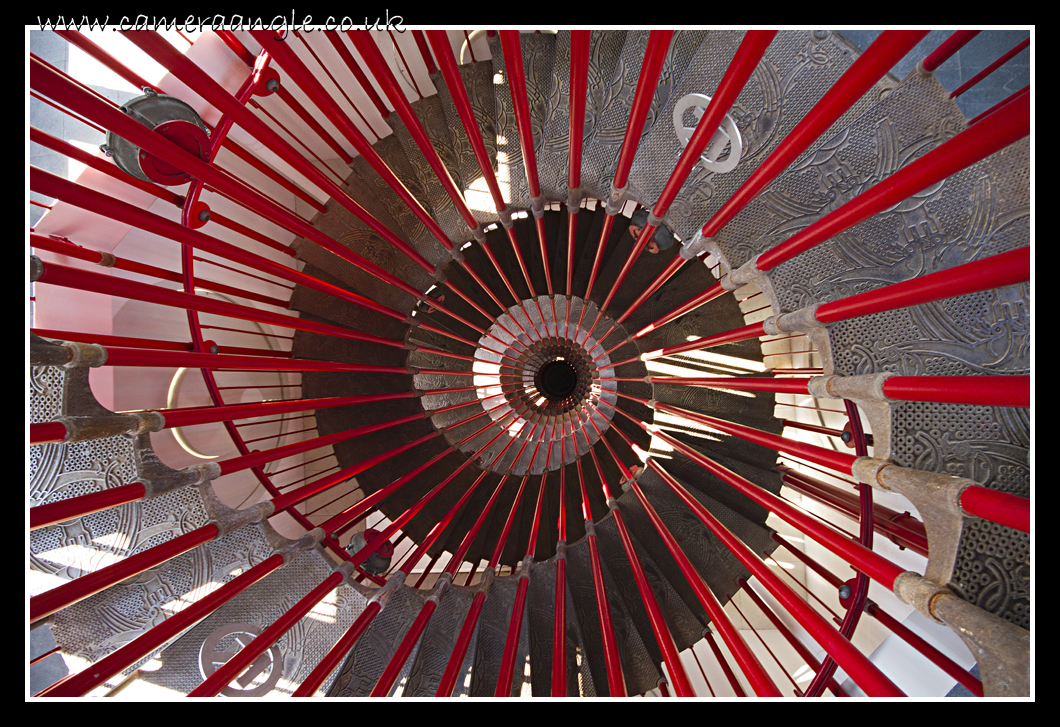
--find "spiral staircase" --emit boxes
[28,29,1030,698]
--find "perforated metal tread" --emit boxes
[136,547,365,697]
[327,584,429,696]
[626,30,897,242]
[288,266,415,343]
[468,572,524,696]
[579,30,708,204]
[949,518,1028,630]
[593,507,706,654]
[387,95,478,245]
[771,130,1027,320]
[630,466,776,612]
[340,161,451,273]
[535,31,630,204]
[299,159,443,292]
[488,32,557,210]
[713,68,959,274]
[562,530,666,696]
[290,235,422,317]
[403,581,484,696]
[430,61,502,209]
[525,558,557,695]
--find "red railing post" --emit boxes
[770,535,984,697]
[704,629,747,697]
[497,31,543,299]
[39,554,286,696]
[346,32,484,239]
[599,31,776,313]
[959,486,1030,533]
[564,31,592,296]
[737,578,850,697]
[369,465,514,698]
[623,245,1030,366]
[777,465,929,557]
[552,466,568,696]
[921,31,982,72]
[647,460,905,697]
[585,30,674,299]
[189,570,346,697]
[630,482,782,697]
[574,461,626,696]
[586,450,694,694]
[31,483,147,530]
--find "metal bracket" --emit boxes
[854,457,970,584]
[566,187,583,211]
[34,334,169,443]
[530,196,546,219]
[272,527,325,565]
[679,229,713,260]
[197,481,274,537]
[763,304,822,336]
[893,572,1029,696]
[61,340,109,369]
[428,571,453,602]
[721,254,765,291]
[370,571,406,608]
[131,431,221,499]
[605,181,628,216]
[808,374,896,458]
[808,373,894,401]
[30,333,70,367]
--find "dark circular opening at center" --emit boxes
[537,359,579,401]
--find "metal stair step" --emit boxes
[537,31,631,203]
[327,584,429,696]
[564,531,661,696]
[593,501,706,653]
[404,580,482,696]
[468,572,529,696]
[580,30,708,204]
[288,265,414,343]
[628,30,896,242]
[488,32,557,211]
[347,134,455,264]
[432,60,501,195]
[629,469,768,623]
[386,94,477,245]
